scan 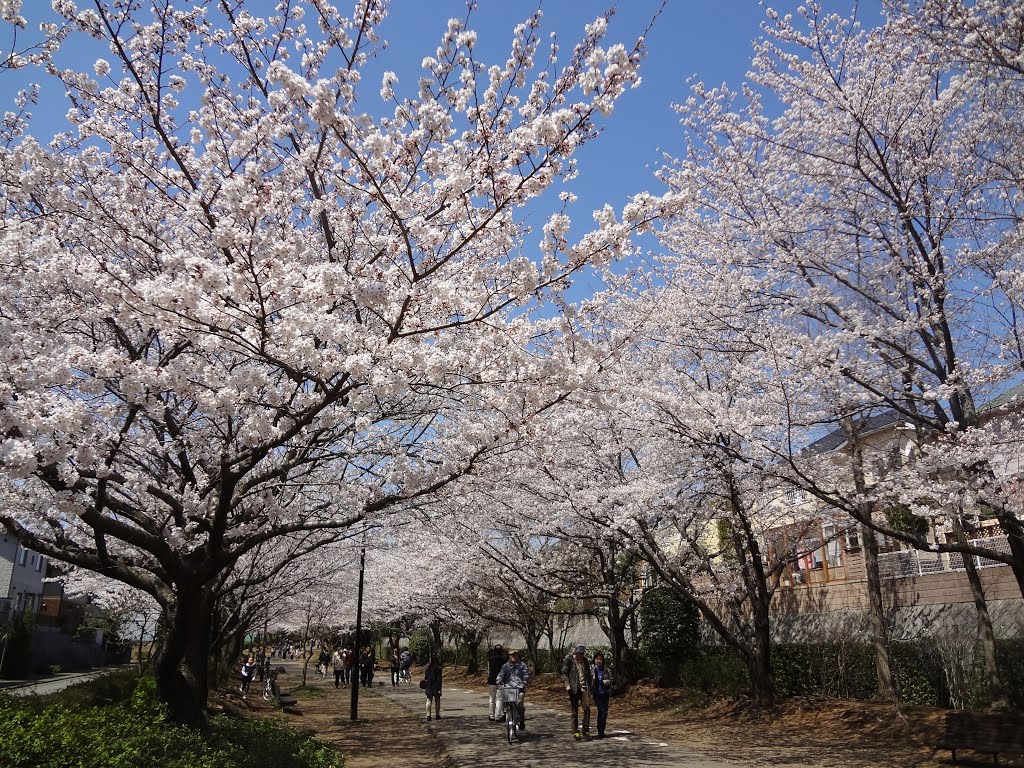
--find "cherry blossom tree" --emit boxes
[0,0,654,723]
[651,0,1023,703]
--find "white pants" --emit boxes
[488,684,499,718]
[425,694,441,718]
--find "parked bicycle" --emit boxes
[262,667,283,702]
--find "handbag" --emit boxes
[419,680,428,689]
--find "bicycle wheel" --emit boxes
[506,706,514,744]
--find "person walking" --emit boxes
[341,646,355,687]
[423,655,443,721]
[592,651,614,738]
[390,648,401,686]
[486,643,508,721]
[560,644,593,740]
[239,656,257,699]
[332,647,344,689]
[359,645,375,688]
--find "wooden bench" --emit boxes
[939,710,1024,765]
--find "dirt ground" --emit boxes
[215,665,1021,768]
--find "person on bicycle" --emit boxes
[399,648,412,682]
[494,648,529,730]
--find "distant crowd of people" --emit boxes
[241,639,615,740]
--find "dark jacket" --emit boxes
[423,662,443,698]
[486,647,507,686]
[593,663,613,699]
[560,653,591,694]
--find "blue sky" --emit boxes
[363,1,885,297]
[6,0,883,297]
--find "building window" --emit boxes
[822,524,843,568]
[18,546,27,566]
[35,555,44,572]
[844,527,861,550]
[784,489,807,507]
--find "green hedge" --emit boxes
[0,675,342,768]
[682,639,1024,710]
[677,646,749,697]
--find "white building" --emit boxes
[0,533,48,624]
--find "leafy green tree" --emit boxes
[637,586,699,685]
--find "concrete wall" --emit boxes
[769,564,1023,642]
[29,626,127,673]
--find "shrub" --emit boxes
[771,642,876,700]
[677,646,748,696]
[891,641,944,706]
[637,587,700,684]
[668,636,1024,711]
[407,629,431,663]
[1,609,34,678]
[0,674,342,768]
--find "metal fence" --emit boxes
[877,534,1013,579]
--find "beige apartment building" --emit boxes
[764,386,1024,642]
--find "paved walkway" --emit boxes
[374,679,741,768]
[0,667,121,697]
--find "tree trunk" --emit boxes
[861,519,900,705]
[952,516,1007,708]
[844,422,900,707]
[523,621,543,673]
[154,588,213,726]
[744,646,774,706]
[994,507,1024,600]
[728,480,776,708]
[602,597,633,685]
[465,639,481,674]
[741,549,775,707]
[429,619,443,659]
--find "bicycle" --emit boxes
[399,666,412,684]
[262,667,283,702]
[498,684,524,744]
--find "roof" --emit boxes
[980,381,1024,412]
[804,381,1024,456]
[804,411,901,455]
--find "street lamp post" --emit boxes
[350,543,366,721]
